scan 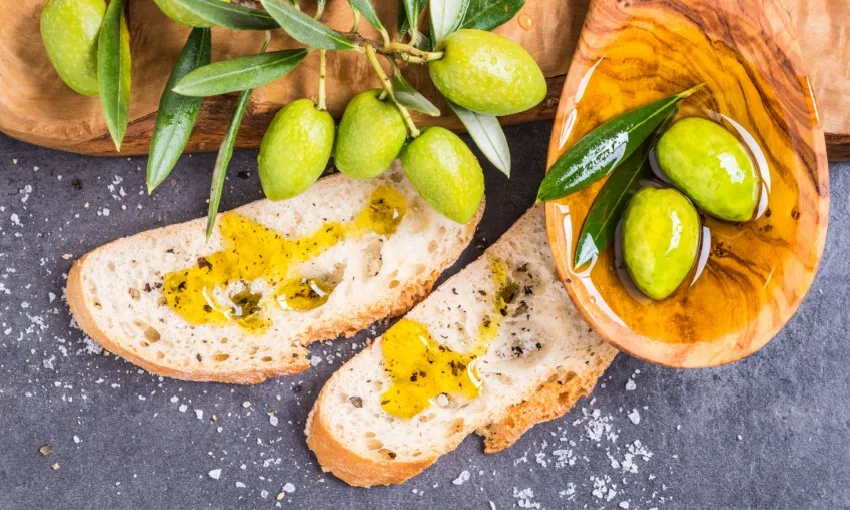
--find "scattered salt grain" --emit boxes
[513,488,540,509]
[625,379,637,391]
[282,482,295,493]
[452,470,470,486]
[627,409,641,425]
[208,469,221,480]
[178,404,188,413]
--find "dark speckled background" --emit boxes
[0,124,848,509]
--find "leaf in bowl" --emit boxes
[574,141,651,268]
[537,84,701,202]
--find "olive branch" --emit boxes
[72,0,531,231]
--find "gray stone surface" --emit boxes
[0,125,847,510]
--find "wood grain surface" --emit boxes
[544,0,830,367]
[0,0,846,158]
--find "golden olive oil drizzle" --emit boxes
[380,258,517,418]
[163,186,407,331]
[276,277,334,312]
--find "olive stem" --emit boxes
[384,41,443,61]
[262,30,272,52]
[317,49,327,111]
[313,1,324,19]
[363,45,420,138]
[378,27,392,48]
[345,33,439,64]
[351,9,361,32]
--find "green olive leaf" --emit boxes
[347,0,384,31]
[447,100,510,176]
[173,49,308,97]
[147,28,212,193]
[97,0,131,151]
[207,33,274,238]
[398,0,427,36]
[398,0,417,36]
[536,84,703,202]
[392,71,440,116]
[261,0,355,50]
[460,0,525,31]
[574,142,652,268]
[170,0,279,29]
[430,0,470,44]
[206,88,252,238]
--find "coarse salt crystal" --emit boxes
[452,470,470,485]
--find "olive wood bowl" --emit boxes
[544,0,829,368]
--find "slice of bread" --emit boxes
[67,165,483,384]
[305,204,618,486]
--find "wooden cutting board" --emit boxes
[0,0,846,159]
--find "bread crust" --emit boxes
[66,192,483,385]
[305,381,437,487]
[67,254,309,384]
[477,349,617,453]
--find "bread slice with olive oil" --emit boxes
[305,204,618,486]
[67,165,483,384]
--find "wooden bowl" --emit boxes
[544,0,829,367]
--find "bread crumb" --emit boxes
[39,445,51,456]
[242,401,251,409]
[51,463,60,470]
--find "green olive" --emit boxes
[429,29,546,116]
[40,0,105,96]
[258,99,335,201]
[334,89,407,180]
[153,0,219,27]
[400,127,484,224]
[656,117,759,222]
[622,187,700,300]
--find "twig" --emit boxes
[362,45,420,138]
[317,49,327,110]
